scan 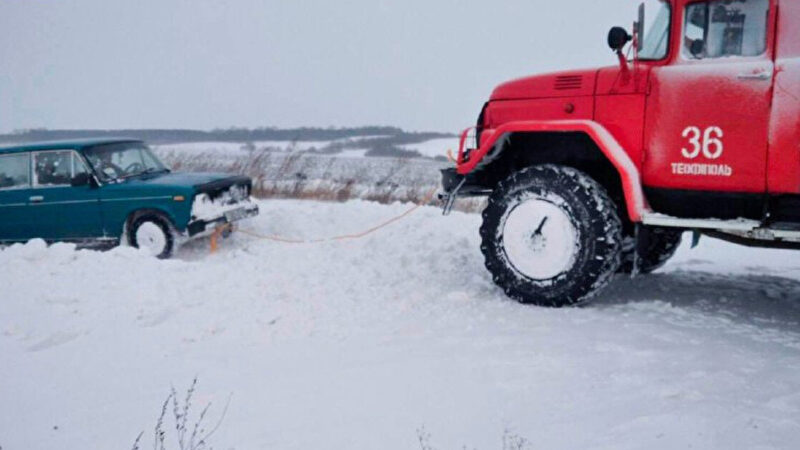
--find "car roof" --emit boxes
[0,138,143,155]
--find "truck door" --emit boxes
[643,0,775,195]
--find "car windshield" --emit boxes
[639,0,671,60]
[84,142,168,182]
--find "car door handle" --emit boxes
[737,72,772,81]
[29,195,44,203]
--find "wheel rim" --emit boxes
[502,196,579,280]
[135,221,167,256]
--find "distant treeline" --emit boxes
[0,126,454,145]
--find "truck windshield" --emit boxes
[84,142,169,182]
[639,0,671,60]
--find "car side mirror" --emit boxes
[71,172,91,187]
[607,26,632,52]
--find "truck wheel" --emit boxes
[618,227,683,274]
[480,165,622,307]
[128,214,175,259]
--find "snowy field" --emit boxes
[399,137,460,159]
[3,199,800,449]
[152,135,458,160]
[152,142,450,206]
[155,140,340,155]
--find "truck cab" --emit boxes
[442,0,800,306]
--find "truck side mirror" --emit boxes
[689,39,705,58]
[637,3,645,52]
[70,172,91,187]
[607,26,632,52]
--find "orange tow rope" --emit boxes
[209,188,438,252]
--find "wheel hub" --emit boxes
[135,222,168,256]
[502,196,578,280]
[526,233,547,252]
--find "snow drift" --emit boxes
[2,199,800,449]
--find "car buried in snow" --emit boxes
[441,0,800,307]
[0,138,259,258]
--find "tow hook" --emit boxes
[441,178,466,216]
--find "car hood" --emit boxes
[123,172,252,194]
[490,68,598,101]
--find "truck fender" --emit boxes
[457,119,647,222]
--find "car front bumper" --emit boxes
[186,202,260,237]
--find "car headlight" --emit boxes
[191,193,211,216]
[194,193,210,205]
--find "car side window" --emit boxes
[73,153,89,177]
[33,150,87,187]
[0,153,31,190]
[683,0,769,59]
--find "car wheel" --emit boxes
[480,165,623,307]
[128,214,175,259]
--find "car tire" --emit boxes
[128,214,175,259]
[618,227,683,274]
[480,165,623,307]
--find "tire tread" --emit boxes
[480,165,622,307]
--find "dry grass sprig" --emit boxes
[133,378,230,450]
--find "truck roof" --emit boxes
[0,138,142,154]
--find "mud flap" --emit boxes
[691,230,702,248]
[631,223,641,279]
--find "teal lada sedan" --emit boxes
[0,138,258,258]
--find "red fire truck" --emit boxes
[441,0,800,306]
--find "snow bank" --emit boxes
[2,200,800,449]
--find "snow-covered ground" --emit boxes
[3,200,800,449]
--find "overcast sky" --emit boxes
[0,0,635,133]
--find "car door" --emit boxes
[0,152,36,243]
[642,0,775,194]
[29,150,104,240]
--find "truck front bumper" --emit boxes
[186,203,260,237]
[439,168,490,215]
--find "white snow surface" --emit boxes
[3,199,800,449]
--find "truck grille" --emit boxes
[554,75,583,90]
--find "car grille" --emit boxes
[196,176,252,203]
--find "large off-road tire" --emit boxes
[480,165,623,307]
[128,214,175,259]
[618,227,683,274]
